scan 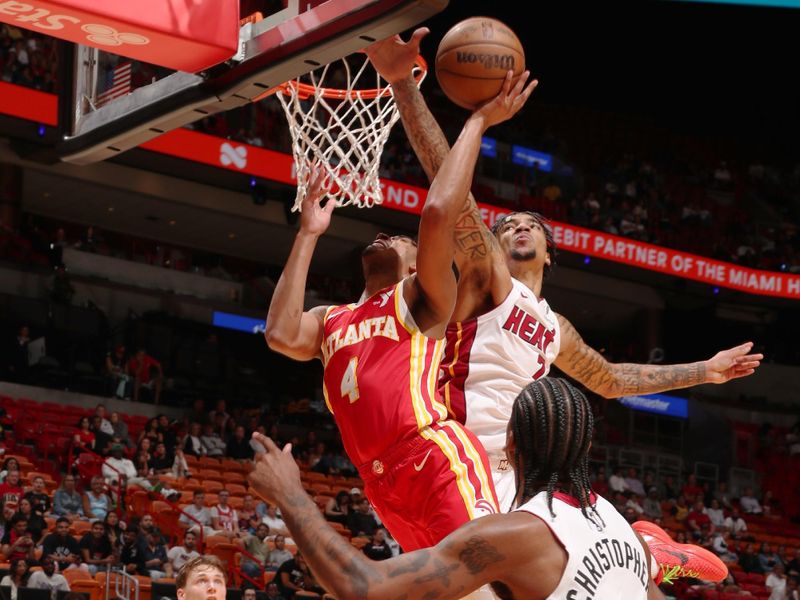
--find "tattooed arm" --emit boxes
[248,434,550,600]
[554,314,764,399]
[366,30,511,276]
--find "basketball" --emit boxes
[435,17,525,110]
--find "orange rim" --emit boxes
[278,55,427,101]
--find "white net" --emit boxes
[276,53,426,210]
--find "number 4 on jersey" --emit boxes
[341,356,360,403]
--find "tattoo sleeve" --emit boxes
[392,77,496,267]
[277,485,507,600]
[555,315,706,398]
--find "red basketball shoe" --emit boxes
[632,521,728,584]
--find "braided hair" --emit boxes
[490,211,558,278]
[510,377,597,520]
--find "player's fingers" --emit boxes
[732,369,756,379]
[410,27,430,47]
[282,442,293,455]
[512,70,530,95]
[735,361,760,371]
[739,353,764,362]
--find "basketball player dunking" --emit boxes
[366,28,759,579]
[264,73,535,558]
[249,378,680,600]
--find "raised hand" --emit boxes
[298,163,334,237]
[704,342,763,384]
[365,27,429,83]
[474,70,538,130]
[248,433,303,506]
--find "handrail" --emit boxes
[235,542,268,590]
[106,565,139,600]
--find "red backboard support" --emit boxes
[0,0,239,72]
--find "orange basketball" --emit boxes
[435,17,525,110]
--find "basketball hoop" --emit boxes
[275,53,427,211]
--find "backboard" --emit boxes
[58,0,448,165]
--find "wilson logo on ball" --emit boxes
[454,52,517,71]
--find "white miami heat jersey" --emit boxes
[439,277,561,462]
[516,492,650,599]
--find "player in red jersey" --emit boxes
[264,72,537,554]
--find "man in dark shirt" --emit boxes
[120,525,144,575]
[362,528,393,561]
[275,552,324,599]
[0,514,35,562]
[80,520,113,576]
[23,476,51,516]
[226,425,254,461]
[148,442,174,474]
[42,517,82,572]
[139,528,171,579]
[346,498,379,539]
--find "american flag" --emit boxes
[95,61,132,108]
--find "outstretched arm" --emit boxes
[554,314,763,398]
[411,72,538,335]
[366,30,510,273]
[247,433,533,600]
[264,167,333,361]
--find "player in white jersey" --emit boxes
[247,377,726,600]
[366,30,763,512]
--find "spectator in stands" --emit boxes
[687,498,714,540]
[682,473,704,501]
[608,466,628,493]
[166,530,200,575]
[711,528,738,563]
[592,471,610,498]
[0,470,24,503]
[762,489,780,516]
[276,551,326,599]
[42,517,85,573]
[323,491,350,526]
[147,442,174,476]
[724,507,748,540]
[80,520,114,576]
[27,555,70,597]
[226,425,254,461]
[261,504,290,538]
[739,543,763,574]
[0,458,21,483]
[265,534,293,572]
[0,498,16,540]
[760,542,785,573]
[740,486,763,514]
[240,522,271,583]
[91,415,114,456]
[138,418,162,448]
[102,443,139,489]
[786,575,800,600]
[140,528,171,581]
[662,475,680,501]
[0,558,30,600]
[74,225,102,254]
[184,398,209,428]
[94,405,114,437]
[103,511,125,551]
[265,582,286,600]
[183,423,206,458]
[127,348,163,404]
[642,487,663,520]
[156,414,177,451]
[52,475,84,520]
[624,491,644,516]
[105,345,131,399]
[178,490,216,538]
[787,548,800,577]
[17,497,45,543]
[766,562,788,600]
[671,495,690,522]
[119,525,143,575]
[73,417,95,452]
[347,497,379,539]
[82,476,111,522]
[237,494,258,533]
[133,438,153,476]
[23,476,51,517]
[1,512,35,563]
[109,412,133,449]
[210,490,239,539]
[362,528,392,561]
[209,400,230,431]
[200,423,226,457]
[706,498,726,528]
